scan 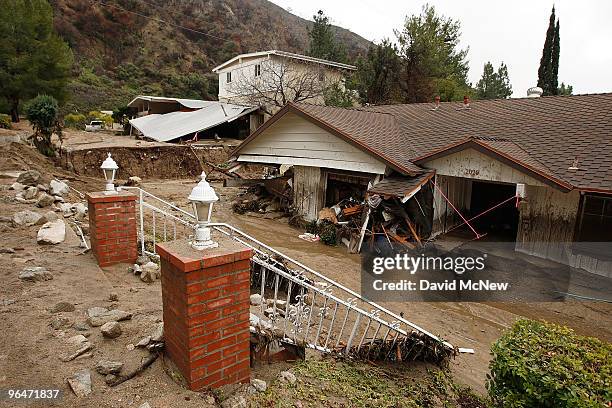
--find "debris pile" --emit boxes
[231,175,293,217]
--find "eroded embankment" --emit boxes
[61,144,233,179]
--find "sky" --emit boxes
[269,0,612,97]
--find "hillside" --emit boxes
[50,0,371,112]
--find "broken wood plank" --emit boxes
[341,205,364,217]
[357,208,371,253]
[405,218,422,247]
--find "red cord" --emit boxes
[430,179,481,239]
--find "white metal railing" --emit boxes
[121,186,455,363]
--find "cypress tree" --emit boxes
[551,21,560,95]
[537,7,556,95]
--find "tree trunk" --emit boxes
[10,97,20,123]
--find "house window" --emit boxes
[254,64,261,77]
[576,194,612,242]
[226,71,232,83]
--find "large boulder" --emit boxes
[37,220,66,245]
[19,266,53,282]
[12,210,43,227]
[49,180,70,196]
[17,170,41,186]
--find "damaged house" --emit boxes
[231,93,612,277]
[127,95,260,142]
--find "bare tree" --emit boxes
[227,60,330,114]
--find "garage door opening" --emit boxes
[468,180,519,241]
[325,171,370,207]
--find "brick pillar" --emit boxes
[86,191,138,267]
[156,236,252,390]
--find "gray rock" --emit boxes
[36,183,48,192]
[17,170,41,186]
[251,378,267,392]
[221,395,247,408]
[36,193,55,208]
[100,321,122,338]
[138,403,151,408]
[19,266,53,282]
[49,180,70,196]
[60,341,93,362]
[278,370,296,385]
[86,307,132,327]
[136,336,151,347]
[23,186,38,200]
[12,210,43,227]
[50,301,75,313]
[104,374,118,385]
[10,182,25,191]
[74,203,87,220]
[135,255,151,266]
[53,195,64,203]
[0,247,15,254]
[150,322,164,342]
[250,294,263,306]
[37,220,66,244]
[73,321,89,331]
[43,210,59,223]
[51,316,72,330]
[95,360,123,375]
[67,369,92,397]
[58,203,73,217]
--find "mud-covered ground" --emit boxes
[0,140,610,407]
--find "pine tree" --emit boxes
[476,62,512,99]
[308,10,347,63]
[0,0,73,122]
[537,7,560,96]
[355,39,401,104]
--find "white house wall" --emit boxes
[237,112,387,174]
[423,148,547,187]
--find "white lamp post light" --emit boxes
[101,153,118,193]
[188,172,219,250]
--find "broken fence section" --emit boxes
[122,186,456,365]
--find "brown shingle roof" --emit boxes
[368,171,435,197]
[368,93,612,192]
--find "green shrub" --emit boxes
[317,221,337,246]
[63,113,87,129]
[487,319,611,407]
[87,110,112,127]
[25,94,62,157]
[0,114,11,129]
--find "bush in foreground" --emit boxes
[487,319,611,407]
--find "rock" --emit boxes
[66,334,88,346]
[251,378,267,392]
[36,193,55,208]
[50,301,75,313]
[10,182,25,191]
[140,262,160,283]
[17,170,41,186]
[221,395,247,408]
[67,369,92,397]
[58,203,73,217]
[19,266,53,282]
[23,186,38,200]
[126,343,135,351]
[100,321,122,338]
[0,216,12,223]
[49,180,70,196]
[73,321,89,331]
[37,183,48,192]
[53,195,64,203]
[278,371,296,385]
[60,340,94,362]
[109,292,119,302]
[250,294,263,306]
[43,210,59,223]
[51,316,72,330]
[135,255,150,266]
[104,374,118,385]
[74,203,87,220]
[136,336,151,348]
[127,176,142,186]
[139,403,151,408]
[129,264,142,275]
[0,247,15,254]
[95,360,123,375]
[12,210,43,227]
[150,322,164,342]
[86,307,132,327]
[37,220,66,244]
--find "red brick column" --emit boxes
[86,191,138,267]
[156,237,252,390]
